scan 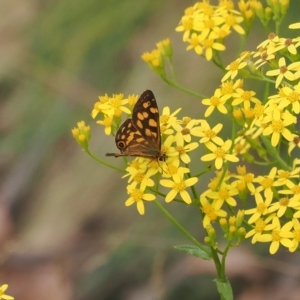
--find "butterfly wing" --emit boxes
[131,90,161,150]
[106,90,163,159]
[113,118,158,157]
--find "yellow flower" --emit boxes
[268,196,300,218]
[162,162,189,179]
[91,94,110,118]
[221,55,248,82]
[222,12,245,35]
[267,37,298,56]
[171,139,199,164]
[245,192,273,224]
[232,135,251,155]
[288,135,300,155]
[125,167,156,191]
[161,134,176,159]
[253,51,275,69]
[205,182,239,207]
[201,140,239,170]
[289,218,300,252]
[125,186,156,215]
[175,15,194,41]
[160,106,182,135]
[256,32,280,49]
[71,121,91,149]
[160,168,198,204]
[96,115,113,135]
[186,33,204,55]
[289,22,300,29]
[220,79,243,96]
[256,216,294,254]
[232,165,256,193]
[172,118,201,145]
[190,121,224,145]
[266,57,300,88]
[245,215,276,243]
[231,88,261,108]
[262,105,296,147]
[141,48,164,74]
[127,94,139,107]
[95,93,131,117]
[200,195,227,228]
[276,83,300,114]
[279,182,300,202]
[0,284,14,300]
[202,88,231,117]
[198,31,226,60]
[156,38,173,59]
[253,167,277,199]
[275,167,300,187]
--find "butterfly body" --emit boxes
[106,90,166,161]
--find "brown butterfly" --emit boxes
[106,90,166,161]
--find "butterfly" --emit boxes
[106,90,166,161]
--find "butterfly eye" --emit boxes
[158,154,166,161]
[117,141,126,149]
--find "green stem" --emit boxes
[85,148,126,173]
[185,167,199,203]
[153,200,210,254]
[210,247,223,278]
[238,34,247,54]
[162,76,208,99]
[260,136,292,171]
[220,243,230,280]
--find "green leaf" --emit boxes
[214,278,233,300]
[174,245,212,260]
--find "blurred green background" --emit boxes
[1,1,300,299]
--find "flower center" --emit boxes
[280,65,287,74]
[210,96,221,106]
[279,197,289,206]
[219,188,229,200]
[255,219,266,232]
[174,181,187,192]
[261,177,273,189]
[242,91,252,100]
[205,129,216,138]
[287,91,299,103]
[130,189,143,201]
[134,172,145,183]
[278,170,290,179]
[181,128,190,135]
[183,18,193,30]
[229,61,239,71]
[292,185,300,195]
[293,229,300,242]
[271,120,284,132]
[214,147,225,158]
[244,173,254,183]
[176,146,185,155]
[272,229,281,241]
[257,202,267,213]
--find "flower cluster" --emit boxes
[71,121,91,150]
[198,164,300,254]
[141,38,172,77]
[73,0,300,260]
[93,96,240,215]
[90,93,138,136]
[175,0,247,60]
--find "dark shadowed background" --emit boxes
[1,1,300,299]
